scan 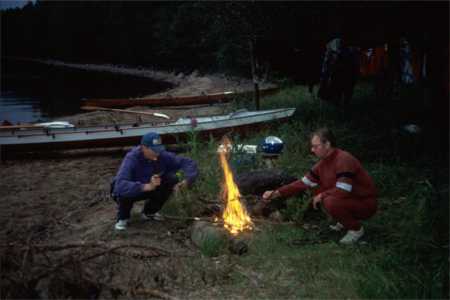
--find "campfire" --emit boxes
[218,137,253,235]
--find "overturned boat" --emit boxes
[81,87,279,108]
[0,108,295,158]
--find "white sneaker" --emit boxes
[339,227,364,244]
[329,222,345,232]
[152,212,165,221]
[141,212,165,221]
[114,219,129,231]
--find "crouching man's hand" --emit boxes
[173,179,188,193]
[262,190,281,204]
[253,190,281,217]
[312,193,323,210]
[143,174,162,192]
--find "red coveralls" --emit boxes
[277,148,377,230]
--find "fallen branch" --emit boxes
[133,288,180,300]
[159,214,293,225]
[235,264,264,287]
[31,246,125,283]
[2,241,164,251]
[251,218,294,225]
[161,214,219,223]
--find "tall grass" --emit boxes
[178,81,448,298]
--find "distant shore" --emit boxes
[21,58,276,98]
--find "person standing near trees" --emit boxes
[261,127,377,244]
[318,37,360,106]
[111,132,199,231]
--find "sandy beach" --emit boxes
[1,60,275,298]
[0,148,219,298]
[34,58,276,98]
[22,58,275,125]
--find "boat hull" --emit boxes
[82,87,279,108]
[0,108,295,159]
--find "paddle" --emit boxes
[81,106,171,120]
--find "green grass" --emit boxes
[199,235,229,257]
[177,81,448,298]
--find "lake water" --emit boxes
[0,59,172,123]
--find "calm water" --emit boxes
[0,59,172,123]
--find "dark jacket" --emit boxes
[113,146,198,198]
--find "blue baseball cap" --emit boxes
[141,132,165,153]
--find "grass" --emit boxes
[199,235,229,257]
[165,81,448,298]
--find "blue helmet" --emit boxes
[260,136,284,154]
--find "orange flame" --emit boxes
[219,137,253,235]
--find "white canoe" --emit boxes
[0,108,295,156]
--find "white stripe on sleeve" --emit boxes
[302,176,318,187]
[336,181,352,192]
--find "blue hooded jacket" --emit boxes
[113,146,198,198]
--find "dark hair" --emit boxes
[311,127,336,147]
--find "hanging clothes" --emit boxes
[399,37,415,84]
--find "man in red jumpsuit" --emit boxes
[262,127,377,244]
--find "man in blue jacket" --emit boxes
[112,132,199,230]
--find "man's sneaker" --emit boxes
[339,227,364,244]
[152,212,165,221]
[141,212,165,221]
[115,219,129,231]
[329,222,345,232]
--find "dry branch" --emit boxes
[235,264,264,287]
[1,241,171,256]
[133,288,180,300]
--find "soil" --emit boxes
[0,148,268,299]
[1,61,278,299]
[0,153,210,299]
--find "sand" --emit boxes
[1,60,274,298]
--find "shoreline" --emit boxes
[14,57,277,98]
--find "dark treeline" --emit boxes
[1,1,448,80]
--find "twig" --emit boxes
[32,246,125,283]
[133,288,180,300]
[234,264,264,287]
[251,218,294,225]
[29,243,171,284]
[159,214,222,224]
[288,237,330,247]
[1,241,171,256]
[159,214,293,225]
[21,234,33,270]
